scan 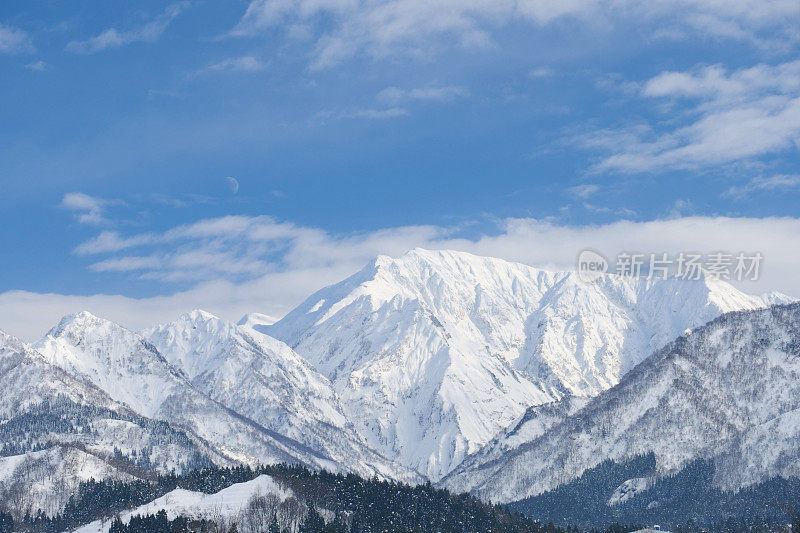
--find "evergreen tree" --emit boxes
[269,515,281,533]
[0,512,13,533]
[300,505,326,532]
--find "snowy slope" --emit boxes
[0,331,224,518]
[0,330,222,472]
[145,311,417,481]
[0,445,137,519]
[441,302,800,503]
[237,312,277,330]
[0,329,119,420]
[32,312,341,472]
[266,249,779,480]
[449,395,591,478]
[34,313,185,418]
[74,474,294,533]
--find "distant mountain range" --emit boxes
[0,249,796,526]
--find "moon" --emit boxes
[225,176,239,194]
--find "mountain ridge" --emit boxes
[441,301,800,503]
[0,248,795,518]
[144,309,419,482]
[266,248,784,480]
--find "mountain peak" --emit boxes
[375,248,530,271]
[0,329,26,351]
[45,310,129,342]
[170,309,225,330]
[56,309,101,327]
[169,310,240,334]
[237,312,276,333]
[182,309,219,322]
[0,329,31,371]
[142,313,240,379]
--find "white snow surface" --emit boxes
[30,312,345,472]
[144,310,417,481]
[267,249,778,480]
[441,302,800,503]
[608,477,657,506]
[0,329,121,419]
[74,475,293,533]
[34,312,185,418]
[237,312,277,331]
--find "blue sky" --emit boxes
[2,0,800,339]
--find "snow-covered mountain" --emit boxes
[144,311,416,481]
[0,329,222,473]
[0,330,224,518]
[0,312,414,520]
[441,302,800,503]
[266,249,783,480]
[32,312,344,473]
[0,247,795,523]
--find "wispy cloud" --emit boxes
[4,214,800,341]
[65,2,189,54]
[24,60,47,71]
[377,86,469,104]
[585,60,800,174]
[725,174,800,199]
[229,0,800,69]
[74,215,455,285]
[75,230,152,254]
[71,214,800,296]
[90,255,163,273]
[338,107,408,120]
[528,67,555,79]
[61,192,112,225]
[322,85,466,122]
[0,23,33,54]
[200,55,267,74]
[567,184,600,200]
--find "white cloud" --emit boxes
[377,85,469,104]
[203,55,267,73]
[322,85,464,121]
[24,60,46,71]
[229,0,800,69]
[725,174,800,198]
[61,192,111,225]
[2,214,800,342]
[75,230,151,254]
[589,60,800,173]
[528,67,555,79]
[0,23,32,54]
[338,107,408,119]
[66,2,188,54]
[567,184,599,199]
[89,256,163,273]
[643,61,800,102]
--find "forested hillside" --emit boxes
[10,464,538,532]
[509,454,800,530]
